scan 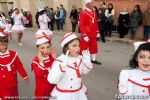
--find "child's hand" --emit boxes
[50,48,56,58]
[82,50,92,68]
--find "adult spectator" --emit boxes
[105,3,115,37]
[130,4,142,40]
[70,5,78,32]
[118,8,129,38]
[143,2,150,40]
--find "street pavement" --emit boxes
[8,28,135,100]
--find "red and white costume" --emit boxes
[0,50,28,100]
[31,54,55,100]
[32,29,55,100]
[11,12,25,32]
[79,8,99,54]
[48,55,92,100]
[4,23,12,33]
[118,69,150,99]
[47,32,93,100]
[36,9,53,38]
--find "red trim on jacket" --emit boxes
[67,59,82,78]
[128,79,150,95]
[143,78,150,81]
[56,83,83,93]
[59,64,65,72]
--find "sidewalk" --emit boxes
[105,33,134,45]
[26,28,135,45]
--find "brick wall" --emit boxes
[94,0,148,25]
[94,0,149,39]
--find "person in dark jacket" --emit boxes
[70,5,78,32]
[130,4,142,40]
[118,8,129,38]
[97,8,106,42]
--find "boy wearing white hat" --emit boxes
[0,30,29,99]
[31,31,56,99]
[79,0,101,65]
[48,32,93,100]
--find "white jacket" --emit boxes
[118,69,150,100]
[48,54,92,92]
[38,14,50,30]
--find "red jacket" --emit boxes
[79,9,99,38]
[31,54,55,97]
[0,50,28,89]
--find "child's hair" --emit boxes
[62,38,80,54]
[36,41,51,47]
[129,42,150,69]
[0,36,8,43]
[6,20,11,24]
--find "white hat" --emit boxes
[35,32,51,45]
[38,8,44,12]
[133,41,145,51]
[13,7,18,11]
[61,32,78,48]
[0,30,8,37]
[84,0,92,4]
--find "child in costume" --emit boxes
[31,31,56,100]
[0,28,29,100]
[4,19,12,40]
[11,8,25,46]
[48,32,93,100]
[117,41,150,100]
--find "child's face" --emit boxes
[68,39,80,57]
[37,42,51,57]
[0,42,8,53]
[137,50,150,71]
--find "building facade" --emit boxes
[0,0,149,33]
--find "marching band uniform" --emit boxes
[36,9,53,38]
[79,0,100,64]
[11,10,25,32]
[0,50,28,100]
[118,40,150,100]
[4,19,12,34]
[0,30,28,100]
[48,32,93,100]
[31,31,55,100]
[31,55,55,100]
[4,23,12,33]
[118,69,150,99]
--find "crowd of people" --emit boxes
[0,0,150,100]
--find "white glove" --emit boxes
[83,36,89,42]
[61,50,70,71]
[97,33,100,38]
[81,50,92,68]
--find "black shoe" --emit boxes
[91,60,102,65]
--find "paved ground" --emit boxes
[8,28,135,100]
